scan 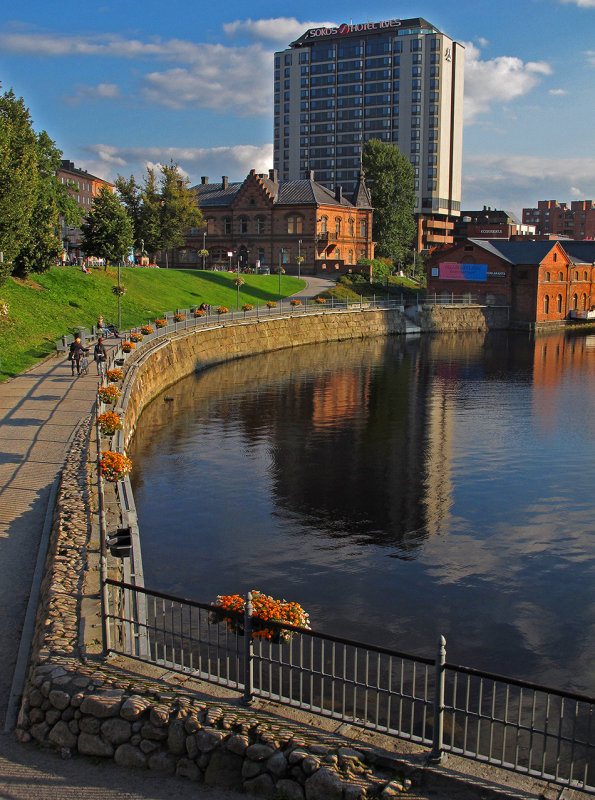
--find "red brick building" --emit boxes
[165,169,374,276]
[426,239,595,326]
[522,200,595,240]
[57,160,115,263]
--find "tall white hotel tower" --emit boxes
[273,17,464,250]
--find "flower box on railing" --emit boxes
[140,325,154,335]
[155,319,167,329]
[98,385,120,404]
[106,368,123,383]
[211,590,310,644]
[99,450,132,482]
[121,341,135,353]
[217,306,228,315]
[290,299,302,307]
[173,313,185,322]
[97,411,123,437]
[129,332,143,343]
[193,309,206,318]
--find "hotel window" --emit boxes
[285,54,292,65]
[300,52,309,63]
[411,39,422,52]
[411,130,420,139]
[287,215,303,234]
[430,66,440,77]
[411,142,420,152]
[431,38,439,51]
[412,67,422,77]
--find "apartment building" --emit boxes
[522,200,595,240]
[273,17,465,251]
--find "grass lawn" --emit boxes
[0,266,305,381]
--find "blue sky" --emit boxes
[1,0,594,217]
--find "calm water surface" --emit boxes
[128,330,595,694]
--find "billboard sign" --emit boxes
[439,262,488,282]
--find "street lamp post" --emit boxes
[117,261,121,331]
[202,232,206,269]
[298,239,302,280]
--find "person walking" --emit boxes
[93,337,107,379]
[67,336,88,377]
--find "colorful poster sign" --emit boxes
[439,262,488,281]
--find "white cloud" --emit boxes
[464,42,552,123]
[570,185,584,196]
[63,83,122,105]
[462,154,595,214]
[82,143,273,185]
[140,43,271,113]
[549,88,567,95]
[586,50,595,66]
[223,17,337,43]
[558,0,595,6]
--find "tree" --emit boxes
[81,185,133,264]
[115,174,142,253]
[12,131,82,277]
[0,87,38,282]
[362,139,416,266]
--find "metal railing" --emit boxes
[104,580,594,793]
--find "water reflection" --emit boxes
[129,330,595,693]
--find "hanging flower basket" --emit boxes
[266,301,277,309]
[315,297,326,304]
[97,411,123,437]
[173,313,185,322]
[155,319,167,329]
[211,591,310,644]
[99,450,132,482]
[98,384,120,404]
[121,341,135,352]
[112,285,127,296]
[193,309,205,318]
[140,325,154,335]
[290,299,302,307]
[106,367,123,383]
[130,332,143,342]
[242,304,253,313]
[217,306,229,315]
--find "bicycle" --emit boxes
[79,353,89,376]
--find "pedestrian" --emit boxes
[68,336,88,377]
[93,337,107,378]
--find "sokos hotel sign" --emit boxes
[307,19,402,38]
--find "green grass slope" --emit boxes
[0,266,304,380]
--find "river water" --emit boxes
[128,330,595,694]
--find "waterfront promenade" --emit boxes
[0,283,588,799]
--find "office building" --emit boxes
[274,17,465,251]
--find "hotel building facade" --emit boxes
[273,17,465,251]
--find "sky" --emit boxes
[1,0,594,218]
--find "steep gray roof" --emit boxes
[191,177,359,208]
[559,241,595,264]
[468,239,559,264]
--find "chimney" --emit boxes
[335,185,343,203]
[201,176,209,184]
[269,168,278,182]
[309,170,315,182]
[222,176,228,189]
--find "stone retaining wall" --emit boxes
[415,306,509,332]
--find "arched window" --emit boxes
[553,252,557,262]
[582,293,587,310]
[557,294,562,313]
[572,293,578,310]
[544,271,550,282]
[238,216,248,234]
[335,217,341,235]
[559,272,563,281]
[336,248,341,261]
[584,270,589,281]
[544,295,550,315]
[348,249,354,264]
[287,215,303,234]
[349,218,355,236]
[360,219,367,238]
[320,216,328,234]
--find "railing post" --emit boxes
[429,635,447,763]
[243,591,254,704]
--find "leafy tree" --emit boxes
[362,139,416,266]
[115,174,142,252]
[138,168,162,260]
[0,88,38,282]
[81,185,133,264]
[12,131,82,277]
[356,257,393,280]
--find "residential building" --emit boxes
[273,17,464,252]
[166,169,374,275]
[453,208,536,243]
[426,239,595,327]
[57,160,115,262]
[522,200,595,240]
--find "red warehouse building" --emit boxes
[426,239,595,327]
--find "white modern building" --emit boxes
[274,17,465,250]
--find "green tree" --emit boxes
[12,131,82,277]
[362,139,416,265]
[138,168,162,260]
[157,160,203,263]
[0,87,38,282]
[115,174,143,253]
[81,185,133,264]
